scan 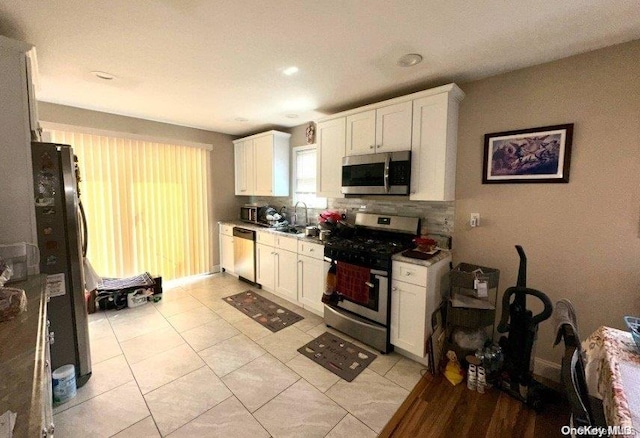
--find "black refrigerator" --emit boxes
[31,142,92,387]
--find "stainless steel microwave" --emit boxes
[341,151,411,195]
[240,205,260,223]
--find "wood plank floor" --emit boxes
[379,374,569,438]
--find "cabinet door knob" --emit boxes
[392,287,398,291]
[378,144,382,148]
[309,248,314,252]
[369,145,374,149]
[49,332,55,345]
[298,260,302,264]
[405,271,412,276]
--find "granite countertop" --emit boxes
[219,220,325,245]
[0,275,49,437]
[392,249,452,267]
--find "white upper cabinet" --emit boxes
[233,130,290,196]
[345,101,412,156]
[317,83,463,200]
[376,101,413,153]
[410,86,463,201]
[234,139,255,195]
[0,36,39,245]
[316,117,346,199]
[345,110,376,155]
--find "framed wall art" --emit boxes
[482,123,573,184]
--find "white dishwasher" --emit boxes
[233,227,256,283]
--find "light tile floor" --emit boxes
[53,273,426,437]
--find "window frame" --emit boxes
[291,144,327,209]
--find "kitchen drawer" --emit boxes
[220,223,235,236]
[392,261,427,288]
[256,230,276,246]
[298,240,324,260]
[275,235,298,253]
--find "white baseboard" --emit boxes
[390,351,561,382]
[534,357,561,382]
[393,346,429,367]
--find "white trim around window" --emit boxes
[291,144,327,209]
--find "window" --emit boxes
[46,125,212,281]
[292,145,326,209]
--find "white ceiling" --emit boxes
[2,1,639,136]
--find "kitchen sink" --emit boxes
[276,226,305,235]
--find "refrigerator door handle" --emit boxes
[79,201,88,257]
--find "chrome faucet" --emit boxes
[293,201,308,226]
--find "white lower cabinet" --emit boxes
[222,227,328,311]
[390,257,451,358]
[390,279,427,357]
[219,229,235,274]
[257,242,298,303]
[256,243,275,290]
[298,255,328,315]
[275,249,298,302]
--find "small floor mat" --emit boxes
[223,290,303,332]
[297,332,377,382]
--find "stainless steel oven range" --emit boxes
[323,213,420,353]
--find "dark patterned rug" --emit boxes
[298,332,377,382]
[223,290,303,332]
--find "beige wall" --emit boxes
[38,102,241,270]
[288,124,308,147]
[454,40,640,364]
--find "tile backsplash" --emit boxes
[246,195,454,235]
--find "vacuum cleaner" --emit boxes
[496,245,553,410]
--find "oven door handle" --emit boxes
[383,153,391,193]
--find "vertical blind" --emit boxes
[49,129,211,280]
[293,147,326,208]
[295,148,317,193]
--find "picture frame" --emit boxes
[482,123,573,184]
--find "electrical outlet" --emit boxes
[470,213,480,228]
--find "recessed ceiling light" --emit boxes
[282,66,299,76]
[285,114,299,119]
[397,54,423,67]
[235,117,249,122]
[91,71,116,80]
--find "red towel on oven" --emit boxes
[336,261,371,305]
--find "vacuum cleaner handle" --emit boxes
[515,245,527,287]
[528,288,554,325]
[497,286,554,333]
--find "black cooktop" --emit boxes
[323,230,416,271]
[324,235,412,257]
